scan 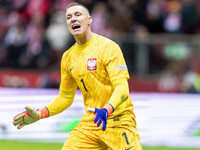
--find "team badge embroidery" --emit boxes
[87,58,97,71]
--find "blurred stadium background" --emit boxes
[0,0,200,150]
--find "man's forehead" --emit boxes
[66,5,88,15]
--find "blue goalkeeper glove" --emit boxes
[88,103,114,131]
[94,108,108,131]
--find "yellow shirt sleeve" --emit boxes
[102,41,130,112]
[103,42,130,82]
[106,77,129,110]
[46,51,77,116]
[46,89,76,116]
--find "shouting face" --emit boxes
[66,5,92,37]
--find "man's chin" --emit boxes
[71,30,82,36]
[73,33,81,36]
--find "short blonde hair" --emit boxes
[67,2,90,15]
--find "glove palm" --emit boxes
[13,106,41,129]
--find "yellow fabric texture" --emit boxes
[46,33,136,129]
[46,89,76,116]
[107,78,129,110]
[62,126,142,150]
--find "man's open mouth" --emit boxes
[72,24,81,30]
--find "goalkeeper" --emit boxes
[13,2,142,150]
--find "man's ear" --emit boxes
[88,16,92,25]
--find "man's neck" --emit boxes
[75,31,93,45]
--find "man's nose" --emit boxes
[71,16,77,22]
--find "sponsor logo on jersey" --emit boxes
[69,66,74,71]
[87,58,97,71]
[117,65,127,70]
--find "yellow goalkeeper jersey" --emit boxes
[60,33,136,129]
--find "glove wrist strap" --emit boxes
[103,103,114,117]
[39,107,49,119]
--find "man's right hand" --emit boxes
[13,106,41,129]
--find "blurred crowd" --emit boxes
[0,0,200,93]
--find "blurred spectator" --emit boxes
[22,13,50,68]
[12,0,29,21]
[4,15,27,68]
[46,11,70,51]
[0,5,10,67]
[162,0,182,33]
[181,0,198,34]
[25,0,51,21]
[91,2,112,38]
[108,0,133,34]
[181,54,200,93]
[122,25,150,74]
[0,0,12,8]
[145,0,163,33]
[0,5,9,30]
[53,0,74,12]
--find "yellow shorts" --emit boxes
[62,125,142,150]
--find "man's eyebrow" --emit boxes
[66,11,82,16]
[66,12,71,16]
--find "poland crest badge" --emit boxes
[87,58,97,71]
